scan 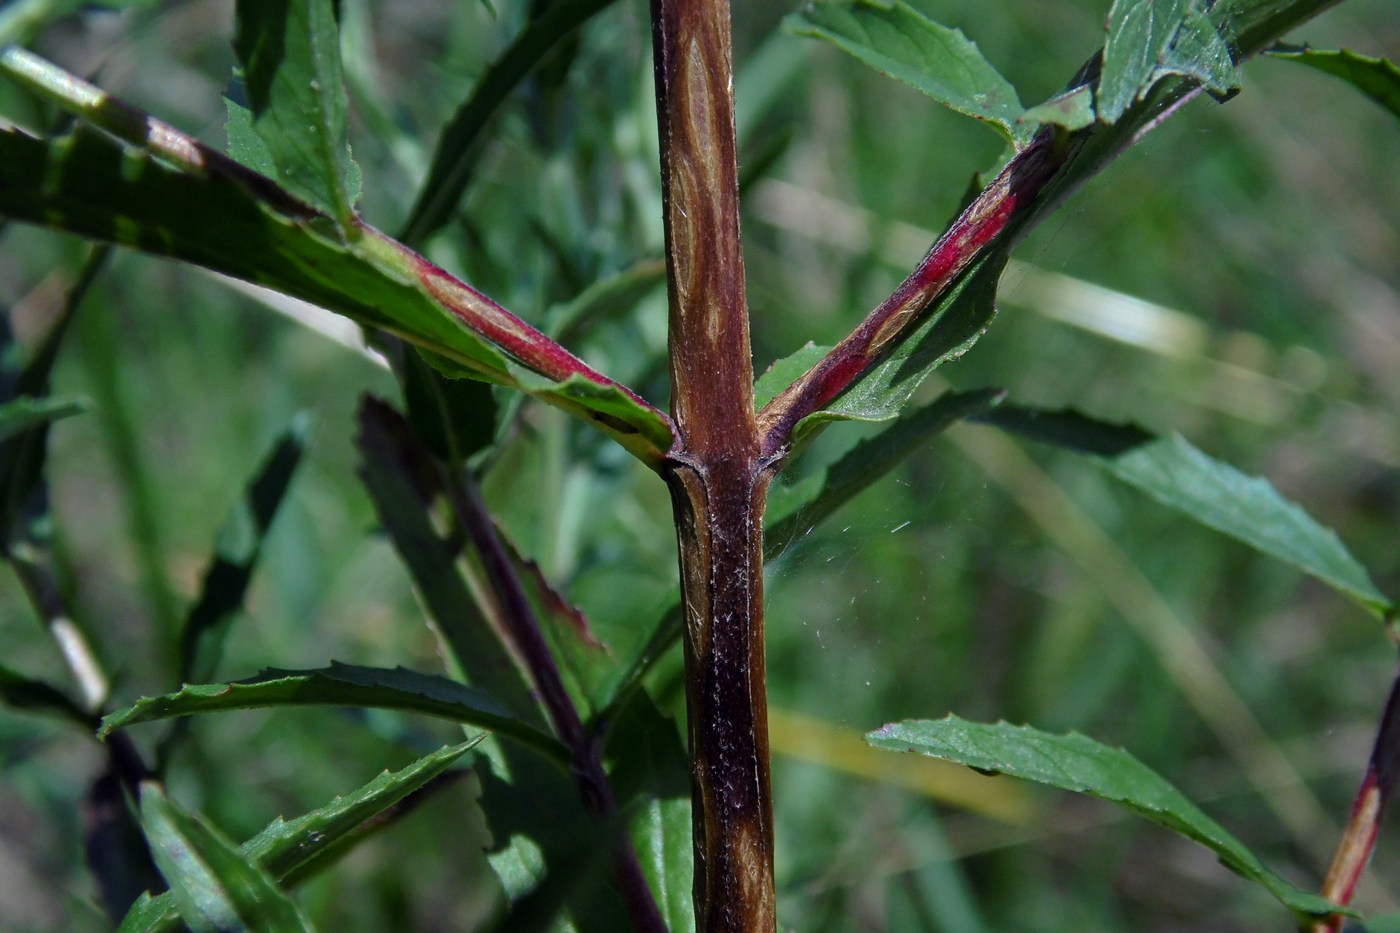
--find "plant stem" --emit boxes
[650,0,774,927]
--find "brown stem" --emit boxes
[666,456,776,932]
[650,0,775,928]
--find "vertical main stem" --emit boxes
[650,0,774,929]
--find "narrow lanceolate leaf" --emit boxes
[178,416,307,685]
[977,406,1391,616]
[0,662,95,727]
[0,72,674,465]
[765,389,1005,555]
[786,0,1030,147]
[138,782,313,933]
[233,0,360,229]
[1098,0,1239,124]
[868,717,1341,919]
[99,662,568,765]
[0,396,86,443]
[1268,46,1400,123]
[118,740,480,933]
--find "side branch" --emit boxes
[756,130,1061,455]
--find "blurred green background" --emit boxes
[1,0,1398,929]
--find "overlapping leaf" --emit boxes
[118,740,480,933]
[977,405,1391,616]
[786,0,1030,147]
[1098,0,1239,124]
[100,662,568,764]
[233,0,361,229]
[868,716,1340,919]
[136,782,314,933]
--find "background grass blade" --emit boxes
[233,0,361,229]
[977,405,1392,616]
[398,0,618,246]
[137,782,313,933]
[868,716,1340,920]
[118,739,481,933]
[100,662,568,765]
[177,415,308,685]
[786,0,1030,146]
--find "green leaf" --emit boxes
[787,0,1030,147]
[233,0,360,229]
[355,396,549,731]
[138,782,314,933]
[867,716,1341,919]
[0,123,673,463]
[1099,0,1239,124]
[0,395,85,443]
[793,249,1007,443]
[605,695,693,933]
[1353,915,1400,933]
[120,740,481,933]
[100,661,568,764]
[0,662,94,726]
[224,90,279,178]
[766,389,1005,555]
[399,0,620,246]
[1268,46,1400,123]
[1022,83,1097,131]
[977,406,1392,616]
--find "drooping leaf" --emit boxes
[0,120,673,464]
[0,395,86,443]
[177,415,308,685]
[0,662,94,726]
[137,782,314,933]
[867,716,1341,919]
[118,740,481,933]
[494,529,614,718]
[399,0,620,246]
[1098,0,1239,124]
[100,662,568,764]
[1354,915,1400,932]
[792,249,1007,443]
[355,396,548,730]
[233,0,361,229]
[765,389,1005,555]
[786,0,1030,147]
[1268,46,1400,123]
[977,405,1391,616]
